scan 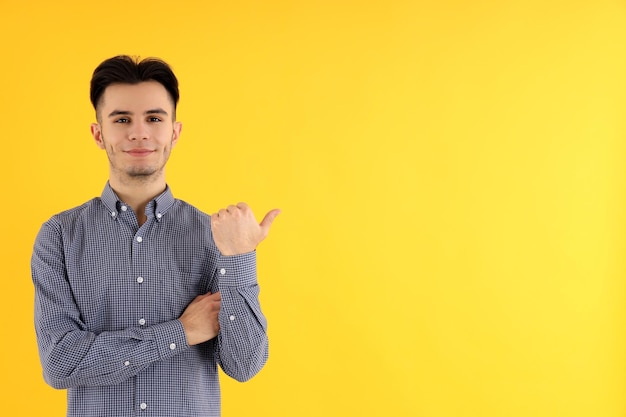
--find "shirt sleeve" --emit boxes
[215,251,269,382]
[32,220,190,389]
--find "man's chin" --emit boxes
[127,168,159,178]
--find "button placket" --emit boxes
[129,209,155,412]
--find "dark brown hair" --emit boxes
[90,55,179,118]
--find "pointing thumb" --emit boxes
[260,209,281,230]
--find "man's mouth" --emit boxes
[126,149,154,156]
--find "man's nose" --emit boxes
[129,122,149,140]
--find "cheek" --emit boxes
[101,140,119,154]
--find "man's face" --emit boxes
[90,81,182,181]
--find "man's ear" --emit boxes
[171,121,182,146]
[91,123,105,149]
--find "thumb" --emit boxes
[260,209,281,230]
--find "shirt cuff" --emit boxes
[217,251,257,287]
[149,319,189,360]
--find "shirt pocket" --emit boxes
[154,270,212,321]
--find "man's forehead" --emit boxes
[100,81,174,109]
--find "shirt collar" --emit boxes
[100,182,175,222]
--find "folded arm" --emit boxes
[32,221,189,389]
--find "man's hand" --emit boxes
[211,203,280,256]
[179,292,221,346]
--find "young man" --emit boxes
[31,55,279,417]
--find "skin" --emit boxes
[90,81,280,346]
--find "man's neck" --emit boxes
[109,174,167,225]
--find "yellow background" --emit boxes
[1,1,625,416]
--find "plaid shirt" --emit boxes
[31,183,268,417]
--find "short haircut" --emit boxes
[90,55,179,118]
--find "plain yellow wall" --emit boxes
[1,1,625,416]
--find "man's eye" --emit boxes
[148,117,162,122]
[115,118,129,123]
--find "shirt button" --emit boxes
[140,402,147,410]
[138,318,146,326]
[124,361,130,366]
[169,343,176,350]
[136,276,144,284]
[156,213,162,219]
[136,236,143,243]
[121,205,128,212]
[111,211,116,217]
[220,268,226,275]
[229,315,235,321]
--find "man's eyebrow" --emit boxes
[107,110,132,118]
[107,108,169,118]
[145,108,169,116]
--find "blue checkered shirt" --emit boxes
[31,183,269,417]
